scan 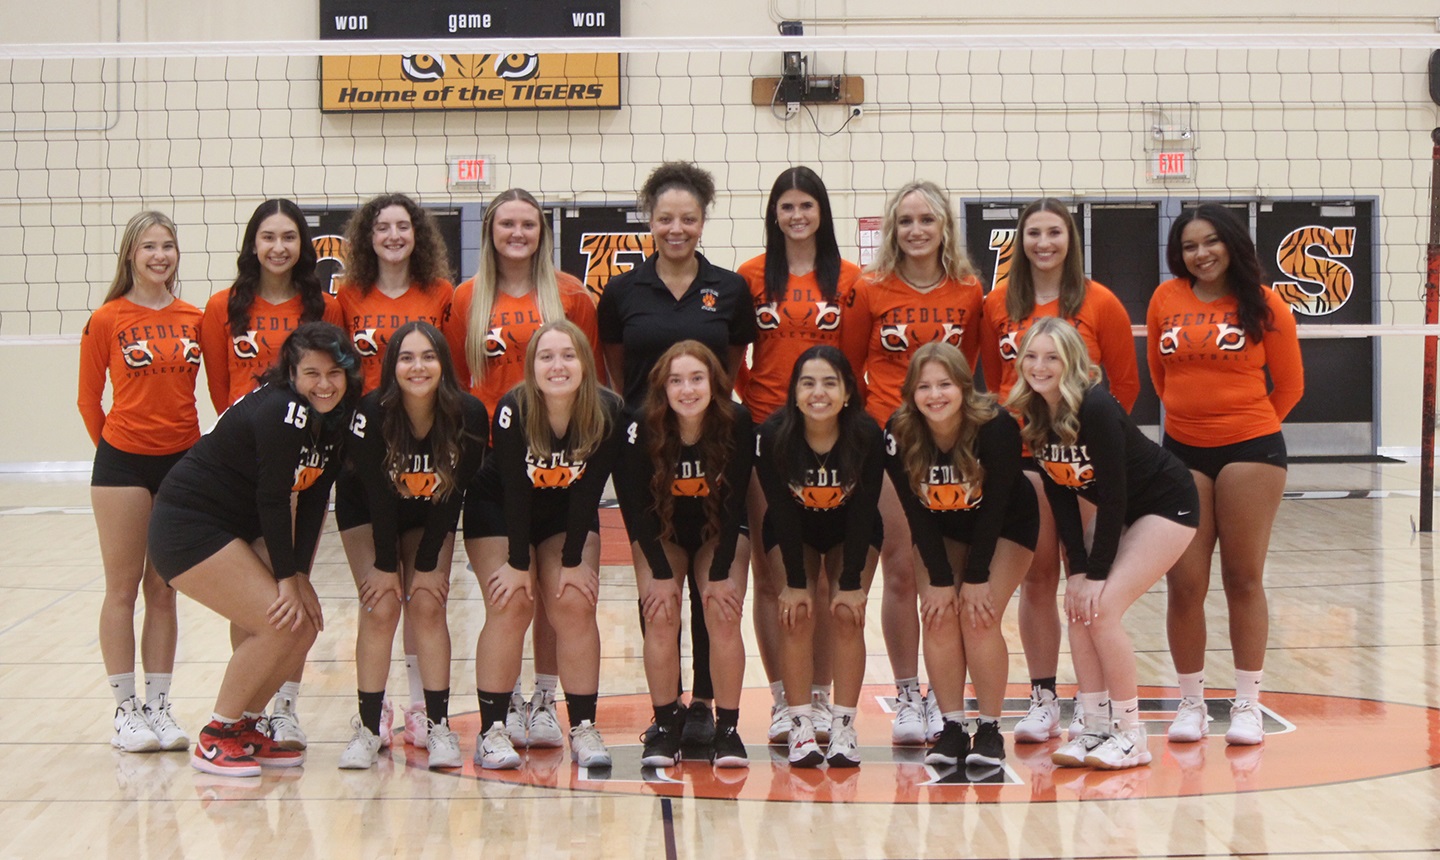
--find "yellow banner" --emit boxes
[321,53,620,112]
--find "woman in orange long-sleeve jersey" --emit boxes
[443,187,601,751]
[843,180,984,745]
[1149,204,1303,747]
[978,198,1140,745]
[78,210,201,753]
[334,193,455,749]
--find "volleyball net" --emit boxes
[1,33,1438,460]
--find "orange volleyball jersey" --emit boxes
[1146,278,1303,446]
[979,280,1140,410]
[445,272,601,416]
[736,254,865,422]
[847,272,984,425]
[199,289,344,411]
[336,279,454,393]
[77,296,203,455]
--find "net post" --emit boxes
[1421,127,1440,531]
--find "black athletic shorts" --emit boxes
[148,501,251,583]
[760,507,884,557]
[923,477,1041,553]
[91,438,187,496]
[462,463,600,545]
[1127,452,1201,528]
[1163,431,1288,482]
[333,470,370,531]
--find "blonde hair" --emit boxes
[515,320,612,461]
[1006,317,1101,450]
[465,189,566,386]
[104,211,179,303]
[889,342,998,496]
[865,180,975,283]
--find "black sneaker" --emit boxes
[681,701,715,749]
[712,725,749,768]
[924,720,970,766]
[966,720,1006,766]
[641,719,683,767]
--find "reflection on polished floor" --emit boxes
[1,460,1437,859]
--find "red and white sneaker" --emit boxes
[192,721,262,778]
[236,718,305,768]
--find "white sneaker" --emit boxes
[112,697,161,752]
[526,690,564,749]
[810,690,833,742]
[788,716,824,768]
[268,700,307,751]
[569,720,612,768]
[1013,686,1061,743]
[827,715,861,768]
[1085,724,1152,770]
[891,691,927,745]
[378,697,394,749]
[506,693,530,747]
[338,716,382,770]
[1225,700,1265,746]
[476,722,522,770]
[1052,730,1108,767]
[1168,697,1210,743]
[426,719,462,769]
[1066,699,1088,740]
[923,689,943,742]
[767,700,790,744]
[403,704,427,747]
[143,694,190,751]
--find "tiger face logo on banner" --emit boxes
[1272,225,1356,316]
[578,232,654,298]
[321,52,620,112]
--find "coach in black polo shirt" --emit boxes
[597,162,755,410]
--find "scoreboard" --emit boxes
[320,1,621,39]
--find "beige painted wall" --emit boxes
[4,1,1440,464]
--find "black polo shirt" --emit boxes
[596,252,756,410]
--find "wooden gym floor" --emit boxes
[0,459,1437,859]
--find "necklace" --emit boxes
[902,271,945,290]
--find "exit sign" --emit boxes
[1150,151,1191,179]
[448,156,495,189]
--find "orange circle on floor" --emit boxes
[415,684,1440,802]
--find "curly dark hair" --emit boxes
[639,162,716,215]
[342,193,451,292]
[259,321,364,418]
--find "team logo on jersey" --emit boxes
[1214,322,1246,351]
[121,340,154,369]
[700,288,719,312]
[879,324,909,352]
[180,338,202,365]
[484,327,507,358]
[921,481,981,512]
[797,484,847,509]
[1158,326,1182,356]
[1040,459,1094,490]
[939,324,966,348]
[353,328,380,357]
[672,476,710,497]
[814,302,841,331]
[755,302,781,330]
[233,331,261,360]
[398,471,441,498]
[529,463,583,488]
[998,330,1021,362]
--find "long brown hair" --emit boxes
[376,321,473,501]
[1006,317,1101,450]
[465,189,565,386]
[889,342,997,497]
[104,211,179,303]
[1006,198,1087,321]
[642,341,738,544]
[342,193,450,293]
[515,320,612,461]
